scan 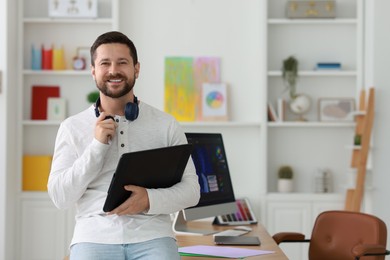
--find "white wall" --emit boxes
[0,0,6,256]
[371,0,390,245]
[0,0,18,259]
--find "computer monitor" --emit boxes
[173,133,237,235]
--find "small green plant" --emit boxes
[278,166,293,179]
[354,134,362,146]
[87,91,99,103]
[282,56,299,99]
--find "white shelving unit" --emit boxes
[13,0,368,259]
[16,0,118,259]
[265,0,364,259]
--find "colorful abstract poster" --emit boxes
[164,57,221,121]
[164,57,195,121]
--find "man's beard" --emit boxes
[96,74,136,98]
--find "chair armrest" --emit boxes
[352,244,390,257]
[272,232,307,245]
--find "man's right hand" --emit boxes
[95,112,117,144]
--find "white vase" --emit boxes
[278,179,293,193]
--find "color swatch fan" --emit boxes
[202,83,228,121]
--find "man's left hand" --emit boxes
[108,185,150,216]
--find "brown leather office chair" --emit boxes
[272,210,390,260]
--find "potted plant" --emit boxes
[282,56,298,99]
[277,165,294,193]
[87,91,99,103]
[282,56,311,120]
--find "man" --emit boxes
[48,31,200,260]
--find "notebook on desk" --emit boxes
[103,144,193,212]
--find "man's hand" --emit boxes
[95,112,117,144]
[108,185,150,216]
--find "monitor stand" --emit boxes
[172,211,216,236]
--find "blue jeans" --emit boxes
[70,237,180,260]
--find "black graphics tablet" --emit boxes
[103,144,193,212]
[214,236,261,246]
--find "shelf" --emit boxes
[23,120,62,126]
[268,70,357,77]
[23,18,113,24]
[267,192,345,201]
[268,121,355,128]
[268,18,357,25]
[23,70,90,76]
[180,121,262,127]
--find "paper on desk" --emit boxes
[179,245,274,258]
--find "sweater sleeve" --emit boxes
[47,121,110,210]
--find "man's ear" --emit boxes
[91,65,96,80]
[135,62,140,78]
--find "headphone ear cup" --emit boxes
[124,102,139,121]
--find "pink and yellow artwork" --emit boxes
[164,57,221,122]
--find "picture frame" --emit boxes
[47,97,67,121]
[318,98,355,122]
[201,83,228,121]
[48,0,98,18]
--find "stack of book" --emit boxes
[315,62,342,70]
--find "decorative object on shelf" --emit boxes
[282,56,312,121]
[49,0,98,18]
[72,56,86,70]
[75,47,91,69]
[277,98,286,122]
[286,1,336,19]
[354,134,361,146]
[41,45,53,70]
[201,83,228,121]
[289,93,311,121]
[277,165,294,193]
[31,85,60,120]
[314,168,332,193]
[267,102,279,122]
[31,45,42,70]
[47,98,67,121]
[87,91,99,103]
[282,56,298,99]
[52,46,66,70]
[318,98,355,122]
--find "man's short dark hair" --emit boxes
[90,31,138,66]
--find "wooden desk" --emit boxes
[175,221,288,260]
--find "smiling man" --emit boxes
[47,31,200,260]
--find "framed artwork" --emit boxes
[318,98,355,122]
[49,0,98,18]
[47,97,67,121]
[201,83,228,121]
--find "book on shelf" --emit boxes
[277,98,287,122]
[315,62,342,70]
[267,102,279,122]
[31,85,60,120]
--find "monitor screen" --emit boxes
[173,133,237,235]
